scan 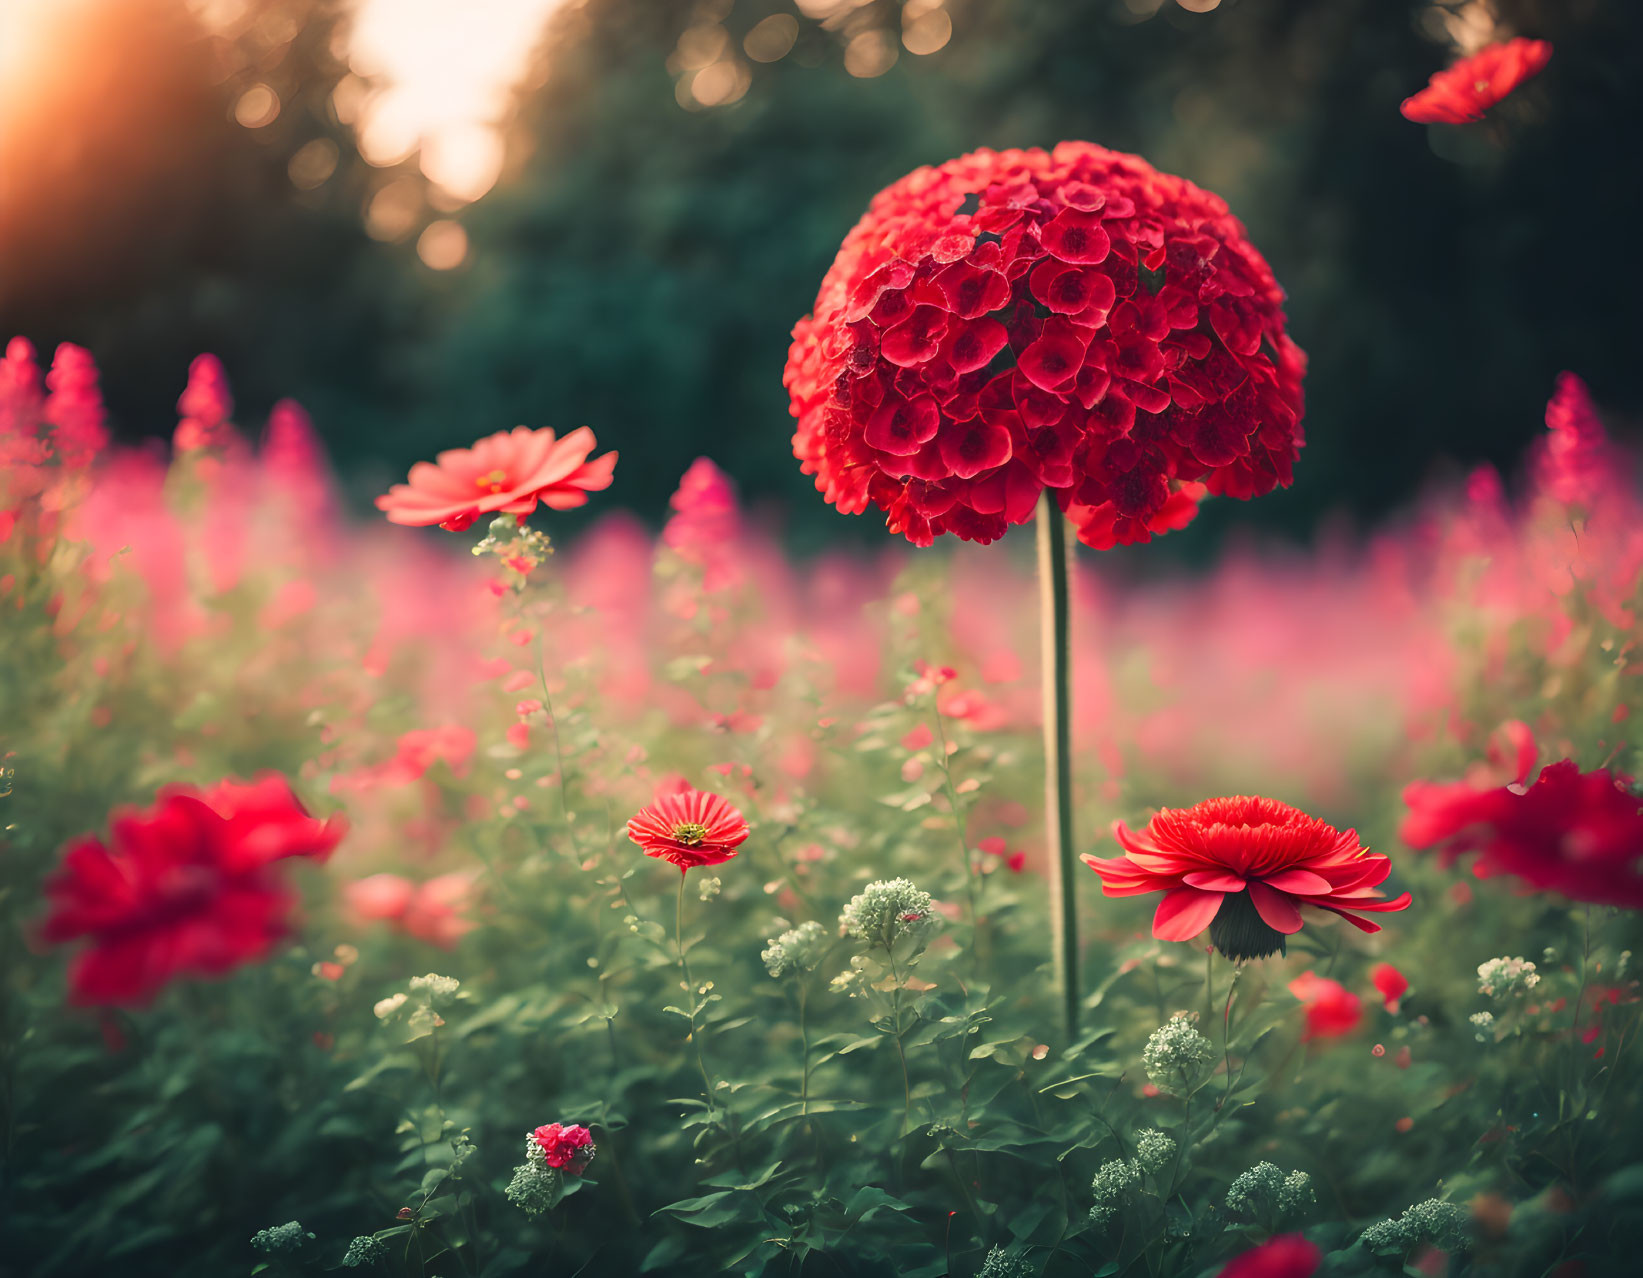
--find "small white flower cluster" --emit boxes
[976,1245,1035,1278]
[250,1221,313,1253]
[1477,956,1539,999]
[697,875,722,902]
[1133,1128,1176,1174]
[1142,1014,1215,1094]
[1358,1198,1468,1256]
[1225,1161,1313,1219]
[341,1235,387,1267]
[762,920,831,978]
[838,878,936,946]
[1088,1156,1142,1226]
[409,973,461,1006]
[1469,1010,1496,1041]
[505,1136,565,1218]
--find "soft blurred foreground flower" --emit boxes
[41,775,344,1006]
[627,785,750,872]
[1083,796,1411,960]
[784,142,1305,547]
[1400,37,1552,124]
[375,426,617,531]
[1288,971,1364,1041]
[1216,1233,1321,1278]
[1402,756,1643,908]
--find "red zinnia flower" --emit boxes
[1402,758,1643,909]
[41,775,345,1006]
[1083,796,1412,960]
[1371,961,1409,1013]
[784,142,1306,548]
[1217,1233,1322,1278]
[376,426,617,531]
[1400,38,1552,124]
[1288,970,1363,1041]
[532,1122,595,1175]
[627,785,749,872]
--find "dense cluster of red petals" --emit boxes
[627,785,750,872]
[41,775,345,1006]
[376,426,617,531]
[1400,37,1552,124]
[1,336,109,519]
[1402,751,1643,909]
[784,143,1306,548]
[1533,372,1615,510]
[1083,796,1411,960]
[532,1122,596,1175]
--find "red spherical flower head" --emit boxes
[532,1122,596,1175]
[1402,760,1643,909]
[1401,38,1552,124]
[41,775,345,1007]
[1083,796,1412,961]
[376,426,617,531]
[627,785,749,872]
[784,143,1305,549]
[1217,1233,1322,1278]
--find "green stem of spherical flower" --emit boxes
[887,947,913,1136]
[929,703,980,942]
[1037,495,1079,1038]
[798,982,811,1118]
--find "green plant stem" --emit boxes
[798,983,811,1118]
[675,873,717,1114]
[1037,494,1079,1037]
[928,702,980,939]
[887,949,913,1136]
[1217,965,1243,1112]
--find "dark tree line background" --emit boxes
[1,0,1638,558]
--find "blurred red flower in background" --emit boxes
[344,872,476,948]
[1400,38,1552,124]
[1402,750,1643,909]
[1084,796,1411,960]
[627,785,749,872]
[376,425,617,531]
[42,775,344,1006]
[784,141,1305,547]
[1371,961,1409,1013]
[1217,1233,1322,1278]
[1289,970,1364,1040]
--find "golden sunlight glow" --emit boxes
[348,0,572,202]
[0,0,88,119]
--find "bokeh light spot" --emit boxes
[233,83,280,128]
[288,137,340,190]
[744,14,799,63]
[417,220,469,270]
[902,5,953,56]
[365,178,423,242]
[844,30,897,78]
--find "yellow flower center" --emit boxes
[475,469,509,494]
[670,821,711,847]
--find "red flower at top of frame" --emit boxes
[1288,970,1363,1041]
[626,785,750,872]
[1400,38,1552,124]
[41,775,345,1007]
[375,426,617,532]
[532,1122,596,1174]
[1082,796,1411,961]
[1371,961,1409,1013]
[1401,755,1643,910]
[1217,1233,1322,1278]
[783,142,1306,548]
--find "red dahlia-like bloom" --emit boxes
[1288,970,1363,1041]
[375,426,617,532]
[784,142,1305,548]
[1083,796,1412,960]
[41,775,345,1007]
[627,785,750,872]
[1400,38,1552,124]
[1402,758,1643,909]
[532,1122,596,1175]
[1217,1233,1322,1278]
